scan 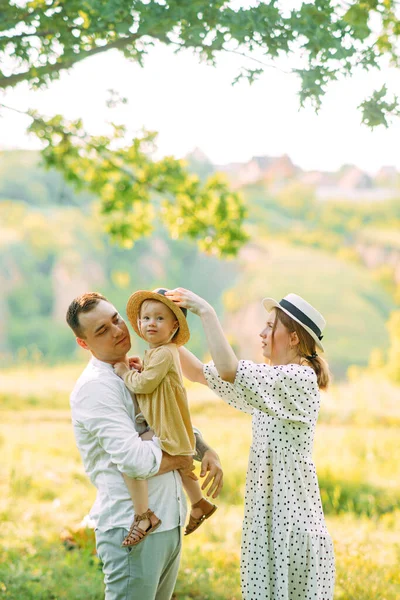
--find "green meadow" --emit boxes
[1,364,400,599]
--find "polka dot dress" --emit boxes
[204,360,335,600]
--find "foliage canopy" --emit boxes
[1,0,400,252]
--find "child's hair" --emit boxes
[273,308,331,390]
[139,299,180,341]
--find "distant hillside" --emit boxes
[0,198,238,365]
[0,150,91,206]
[1,149,398,378]
[2,148,399,207]
[185,148,400,202]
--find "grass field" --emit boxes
[1,364,400,599]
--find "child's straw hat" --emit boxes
[126,288,190,346]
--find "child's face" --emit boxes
[139,300,179,347]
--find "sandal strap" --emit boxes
[124,522,146,544]
[135,509,153,523]
[185,513,206,535]
[122,510,162,546]
[191,498,216,517]
[185,502,217,536]
[187,513,205,528]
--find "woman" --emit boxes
[165,289,335,600]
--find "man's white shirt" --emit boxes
[70,356,187,533]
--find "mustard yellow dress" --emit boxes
[122,343,195,456]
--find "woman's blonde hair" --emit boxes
[272,308,331,390]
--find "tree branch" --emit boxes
[228,48,292,75]
[0,30,57,41]
[165,38,292,75]
[0,33,140,90]
[0,102,30,116]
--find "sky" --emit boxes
[1,41,399,174]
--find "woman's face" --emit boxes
[260,309,296,365]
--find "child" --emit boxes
[114,288,217,547]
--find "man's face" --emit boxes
[77,300,131,364]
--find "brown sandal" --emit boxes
[184,498,217,536]
[122,509,162,547]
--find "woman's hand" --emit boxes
[165,288,213,317]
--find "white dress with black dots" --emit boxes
[204,361,335,600]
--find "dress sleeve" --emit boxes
[233,360,319,424]
[203,361,254,415]
[123,346,173,394]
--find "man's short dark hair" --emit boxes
[66,292,108,337]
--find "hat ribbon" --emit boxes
[279,299,323,341]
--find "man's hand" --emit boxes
[157,453,196,477]
[179,465,198,481]
[199,449,223,499]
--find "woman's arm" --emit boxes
[166,288,239,383]
[179,347,207,384]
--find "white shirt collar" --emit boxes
[90,355,116,372]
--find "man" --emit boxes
[66,292,223,600]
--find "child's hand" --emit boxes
[129,356,143,372]
[114,361,129,378]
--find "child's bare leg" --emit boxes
[122,430,158,536]
[122,475,151,532]
[181,472,217,535]
[181,472,217,519]
[181,473,202,505]
[181,474,211,519]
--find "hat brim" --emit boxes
[262,297,325,352]
[126,291,190,346]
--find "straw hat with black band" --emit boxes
[126,288,190,347]
[262,293,326,352]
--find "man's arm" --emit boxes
[76,380,162,480]
[157,452,194,476]
[193,430,223,499]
